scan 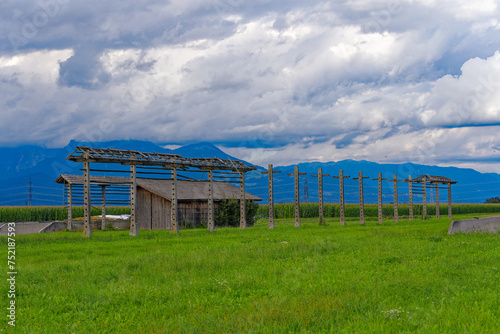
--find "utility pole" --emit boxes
[353,171,370,225]
[388,174,403,223]
[312,168,330,226]
[261,164,281,229]
[288,166,306,227]
[373,173,388,224]
[303,175,310,203]
[333,170,350,225]
[27,177,33,206]
[404,176,414,221]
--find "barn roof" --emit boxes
[55,175,262,201]
[55,174,131,186]
[136,178,261,201]
[404,175,457,184]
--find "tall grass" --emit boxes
[258,203,500,218]
[0,206,130,222]
[2,216,499,333]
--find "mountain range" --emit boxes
[1,140,499,206]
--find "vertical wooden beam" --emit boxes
[240,172,246,229]
[294,166,300,228]
[435,183,440,220]
[208,170,215,231]
[422,178,427,220]
[101,186,106,230]
[67,183,73,231]
[334,170,350,225]
[313,168,330,226]
[268,165,275,229]
[288,166,306,227]
[448,182,452,220]
[378,174,383,224]
[388,174,402,223]
[129,164,138,236]
[171,167,178,234]
[353,171,369,225]
[408,176,414,221]
[359,173,365,226]
[373,173,387,224]
[262,164,281,229]
[318,168,324,225]
[83,161,91,238]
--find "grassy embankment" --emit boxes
[1,214,500,333]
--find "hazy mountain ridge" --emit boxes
[0,140,498,206]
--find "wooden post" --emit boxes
[353,171,369,225]
[334,170,350,225]
[388,174,402,223]
[83,161,92,238]
[435,183,440,220]
[313,168,330,226]
[240,172,246,229]
[101,186,106,230]
[261,164,281,229]
[288,166,306,227]
[422,177,427,220]
[448,182,452,220]
[373,173,387,224]
[171,167,178,234]
[407,176,414,221]
[67,183,73,231]
[208,170,215,231]
[129,164,138,236]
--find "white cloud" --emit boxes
[0,0,499,172]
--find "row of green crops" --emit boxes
[3,203,500,222]
[0,206,131,222]
[257,203,500,219]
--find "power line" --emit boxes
[27,177,33,206]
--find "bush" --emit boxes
[215,199,259,227]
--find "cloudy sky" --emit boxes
[1,0,500,171]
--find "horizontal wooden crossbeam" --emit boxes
[67,146,256,172]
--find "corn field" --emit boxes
[0,206,131,222]
[3,203,500,222]
[257,203,500,219]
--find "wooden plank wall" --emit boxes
[137,188,152,230]
[152,194,170,230]
[136,188,225,230]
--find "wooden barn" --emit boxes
[55,175,261,230]
[61,146,258,237]
[135,178,261,229]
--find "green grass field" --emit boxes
[2,215,500,333]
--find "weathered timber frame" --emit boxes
[313,168,330,226]
[288,166,306,227]
[404,175,457,221]
[66,146,256,237]
[353,171,370,225]
[334,170,350,225]
[388,174,403,223]
[404,176,414,221]
[261,164,281,229]
[373,173,388,224]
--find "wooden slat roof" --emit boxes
[404,175,457,184]
[55,175,262,201]
[66,146,256,172]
